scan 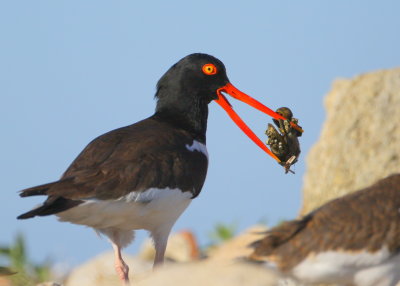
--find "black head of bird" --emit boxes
[155,53,302,162]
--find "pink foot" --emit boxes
[115,258,130,285]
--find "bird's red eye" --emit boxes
[202,63,217,75]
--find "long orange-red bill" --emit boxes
[218,83,303,134]
[215,92,281,162]
[215,83,303,162]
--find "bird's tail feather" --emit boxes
[17,196,82,219]
[18,181,59,197]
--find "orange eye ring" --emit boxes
[202,63,217,75]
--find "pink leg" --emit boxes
[111,241,130,286]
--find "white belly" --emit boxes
[291,247,400,286]
[57,188,192,233]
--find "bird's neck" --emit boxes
[154,92,208,143]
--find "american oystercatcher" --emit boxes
[250,173,400,286]
[17,53,300,285]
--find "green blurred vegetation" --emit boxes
[207,221,237,246]
[0,233,52,286]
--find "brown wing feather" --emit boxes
[18,116,208,218]
[46,117,207,200]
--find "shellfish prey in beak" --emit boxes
[215,83,303,163]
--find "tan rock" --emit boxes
[139,230,199,263]
[207,225,268,262]
[65,252,152,286]
[301,68,400,214]
[65,231,200,286]
[136,260,280,286]
[0,277,12,286]
[64,227,290,286]
[64,250,284,286]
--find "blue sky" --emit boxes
[1,1,399,267]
